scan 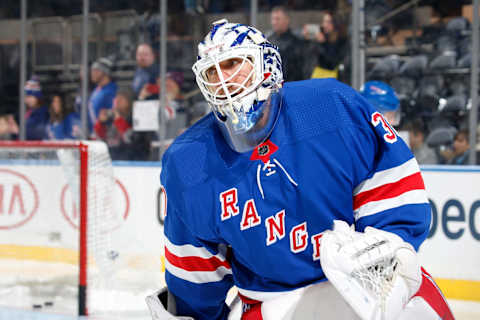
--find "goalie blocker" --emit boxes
[147,221,454,320]
[319,220,454,320]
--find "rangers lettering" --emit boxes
[219,188,329,262]
[290,222,308,253]
[220,188,240,220]
[265,210,286,246]
[240,199,261,230]
[311,233,324,261]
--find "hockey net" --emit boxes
[0,141,122,316]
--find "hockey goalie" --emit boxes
[146,20,455,320]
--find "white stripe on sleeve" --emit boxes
[165,259,232,284]
[354,189,428,220]
[354,158,420,195]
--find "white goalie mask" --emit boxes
[192,19,284,153]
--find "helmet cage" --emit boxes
[192,45,264,117]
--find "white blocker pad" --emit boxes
[319,220,421,320]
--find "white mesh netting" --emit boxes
[0,141,129,316]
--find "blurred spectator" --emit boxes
[46,94,82,140]
[24,77,49,140]
[303,11,347,79]
[74,66,94,114]
[443,129,471,165]
[184,0,205,15]
[360,80,401,127]
[132,43,159,99]
[405,118,437,164]
[267,6,305,81]
[94,90,152,160]
[88,57,117,134]
[0,114,18,140]
[138,71,186,122]
[187,100,209,127]
[134,70,187,154]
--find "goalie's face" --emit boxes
[203,57,255,98]
[193,45,262,113]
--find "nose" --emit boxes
[219,67,235,81]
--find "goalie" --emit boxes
[148,20,454,320]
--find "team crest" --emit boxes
[250,140,279,163]
[258,144,269,156]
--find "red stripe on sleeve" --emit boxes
[165,246,231,272]
[353,172,425,211]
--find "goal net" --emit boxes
[0,141,124,316]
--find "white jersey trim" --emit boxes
[165,237,228,262]
[165,259,232,284]
[354,158,420,195]
[354,189,428,220]
[237,286,309,302]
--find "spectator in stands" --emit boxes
[0,114,18,140]
[88,57,117,135]
[446,129,470,165]
[94,90,152,160]
[74,65,94,114]
[405,118,437,164]
[24,77,49,140]
[136,70,187,152]
[133,43,159,99]
[267,5,305,81]
[184,0,205,15]
[0,115,10,140]
[46,94,82,140]
[303,11,347,79]
[360,80,401,127]
[187,100,209,127]
[138,71,186,124]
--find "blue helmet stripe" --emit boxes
[231,31,249,47]
[210,21,227,40]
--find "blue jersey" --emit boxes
[26,105,49,140]
[161,79,431,320]
[88,82,117,130]
[132,64,159,97]
[46,112,81,140]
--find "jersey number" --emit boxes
[371,112,397,143]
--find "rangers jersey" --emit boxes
[161,78,431,320]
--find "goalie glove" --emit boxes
[146,288,194,320]
[320,220,422,320]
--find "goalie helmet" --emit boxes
[192,19,284,153]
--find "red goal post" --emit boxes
[0,140,116,316]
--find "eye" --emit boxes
[205,67,217,79]
[221,58,241,69]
